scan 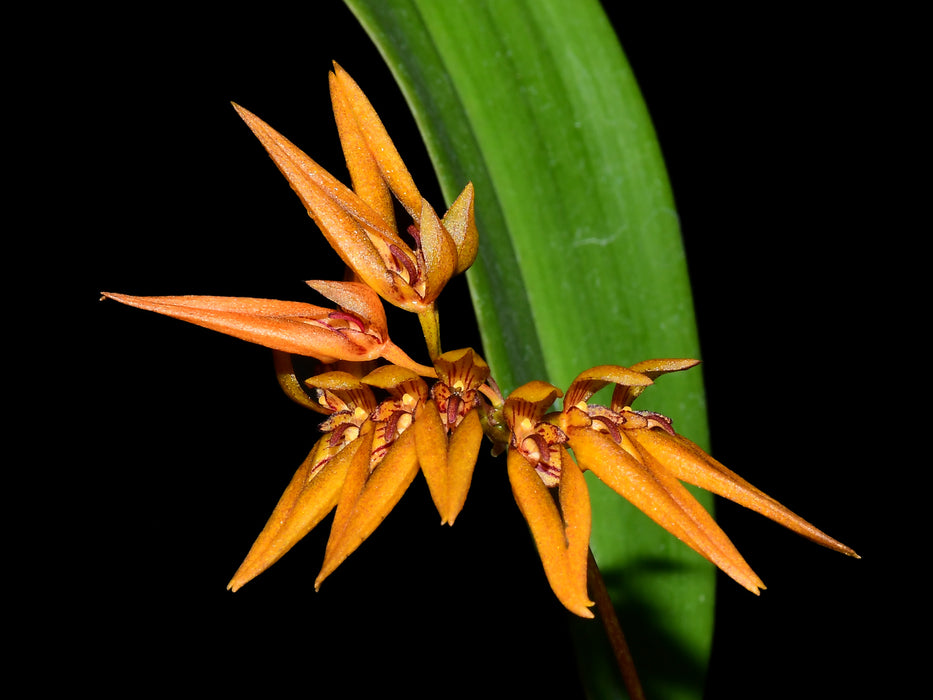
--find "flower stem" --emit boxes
[418,304,442,360]
[587,548,645,700]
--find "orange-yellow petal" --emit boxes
[329,68,396,229]
[320,424,374,568]
[227,432,364,591]
[570,427,765,594]
[509,380,563,406]
[446,408,483,525]
[362,364,431,398]
[507,447,594,617]
[630,429,859,558]
[305,370,380,414]
[504,381,563,434]
[316,427,421,589]
[233,103,410,302]
[330,62,422,220]
[418,198,458,304]
[564,365,653,409]
[557,446,592,607]
[414,399,451,524]
[612,358,700,408]
[304,280,387,337]
[442,182,479,274]
[101,292,373,362]
[233,103,400,239]
[433,347,491,390]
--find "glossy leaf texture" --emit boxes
[343,1,712,697]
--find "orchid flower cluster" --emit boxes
[103,63,857,619]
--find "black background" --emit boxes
[62,2,909,697]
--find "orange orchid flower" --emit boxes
[227,371,378,591]
[504,360,859,617]
[312,364,433,588]
[421,347,490,525]
[504,381,594,618]
[101,280,434,376]
[228,349,494,593]
[102,63,860,697]
[233,62,478,357]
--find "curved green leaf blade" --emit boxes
[344,1,714,697]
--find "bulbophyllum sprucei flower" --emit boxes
[504,360,859,616]
[233,62,477,359]
[103,63,858,625]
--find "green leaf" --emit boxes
[344,1,714,697]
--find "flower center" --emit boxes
[369,390,422,469]
[510,410,567,487]
[310,311,384,345]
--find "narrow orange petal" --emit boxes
[557,446,592,605]
[418,199,458,304]
[233,104,406,300]
[433,347,491,388]
[505,381,563,415]
[304,280,388,337]
[442,182,479,274]
[570,429,698,546]
[227,434,363,591]
[629,435,766,593]
[329,69,396,229]
[507,448,594,617]
[446,409,484,525]
[316,428,420,589]
[233,103,399,238]
[101,292,369,362]
[613,358,700,408]
[414,400,450,524]
[321,425,374,565]
[633,429,859,558]
[361,363,428,393]
[564,365,653,409]
[627,358,702,376]
[570,428,764,594]
[330,62,422,220]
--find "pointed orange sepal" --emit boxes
[433,347,490,389]
[232,103,408,305]
[102,290,369,362]
[305,370,381,416]
[570,427,766,594]
[508,446,594,617]
[414,399,452,524]
[103,285,434,376]
[330,61,422,221]
[315,426,420,590]
[411,399,484,527]
[227,432,365,591]
[630,429,859,558]
[612,358,701,408]
[419,348,488,524]
[445,408,483,524]
[504,380,563,416]
[442,182,479,274]
[418,199,459,305]
[564,364,654,410]
[329,67,397,229]
[235,67,474,313]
